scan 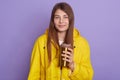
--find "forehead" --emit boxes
[54,9,68,16]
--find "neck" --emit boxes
[58,31,66,41]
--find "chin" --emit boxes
[57,29,68,32]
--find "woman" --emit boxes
[28,2,94,80]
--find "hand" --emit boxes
[62,48,74,71]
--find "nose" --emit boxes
[59,18,63,23]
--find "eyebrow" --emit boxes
[54,15,59,16]
[54,15,68,16]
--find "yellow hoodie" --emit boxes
[28,28,94,80]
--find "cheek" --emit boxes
[54,20,58,25]
[66,21,69,25]
[65,19,69,24]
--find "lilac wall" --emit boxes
[0,0,120,80]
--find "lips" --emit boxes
[59,25,65,28]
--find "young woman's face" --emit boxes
[54,9,69,33]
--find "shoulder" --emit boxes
[73,28,89,46]
[34,33,47,46]
[78,36,89,45]
[74,35,90,48]
[37,34,47,42]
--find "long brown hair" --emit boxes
[47,2,74,63]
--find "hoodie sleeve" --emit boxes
[69,37,94,80]
[27,39,41,80]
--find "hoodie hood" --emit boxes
[73,28,81,38]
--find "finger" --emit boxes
[63,51,72,56]
[63,58,72,63]
[68,48,73,53]
[61,53,72,58]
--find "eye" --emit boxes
[64,16,69,19]
[54,16,60,19]
[64,16,68,18]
